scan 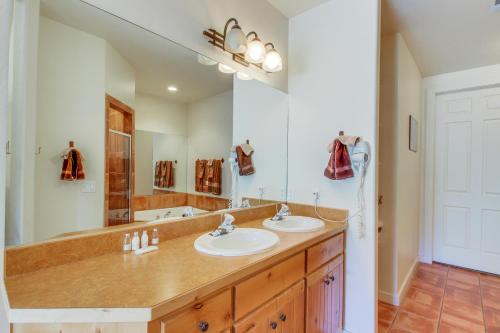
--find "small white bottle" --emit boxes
[123,233,131,252]
[131,231,140,251]
[151,228,159,245]
[141,230,149,249]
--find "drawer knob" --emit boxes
[329,275,335,282]
[324,278,330,285]
[198,320,209,332]
[270,321,278,330]
[279,313,287,322]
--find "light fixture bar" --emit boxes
[203,21,275,72]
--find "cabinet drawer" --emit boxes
[307,233,343,273]
[160,289,231,333]
[234,252,305,320]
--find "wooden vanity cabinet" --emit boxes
[12,232,345,333]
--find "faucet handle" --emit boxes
[221,213,235,226]
[279,204,290,216]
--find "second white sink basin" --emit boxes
[263,216,325,233]
[194,228,280,256]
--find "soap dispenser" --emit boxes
[131,231,140,251]
[141,230,149,249]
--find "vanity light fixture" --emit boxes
[218,63,236,74]
[262,43,283,73]
[197,54,217,66]
[203,18,283,73]
[236,72,252,81]
[167,86,178,92]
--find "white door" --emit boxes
[434,86,500,275]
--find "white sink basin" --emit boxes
[194,228,280,256]
[263,216,325,233]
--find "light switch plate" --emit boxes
[82,181,96,193]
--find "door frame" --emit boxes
[104,94,135,227]
[421,65,500,264]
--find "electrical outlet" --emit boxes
[82,181,96,193]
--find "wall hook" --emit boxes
[35,146,42,155]
[6,140,12,155]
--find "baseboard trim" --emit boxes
[378,257,420,306]
[397,257,419,304]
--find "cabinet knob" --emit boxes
[279,313,287,322]
[270,321,278,330]
[198,320,209,332]
[329,275,335,282]
[324,278,330,285]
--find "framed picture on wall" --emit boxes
[409,115,418,152]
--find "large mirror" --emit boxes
[6,0,289,245]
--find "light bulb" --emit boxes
[224,25,247,53]
[263,49,283,72]
[167,86,178,92]
[245,38,266,64]
[218,63,236,74]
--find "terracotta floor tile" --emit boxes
[400,298,440,321]
[415,270,447,289]
[442,298,484,325]
[439,312,485,333]
[392,311,438,333]
[419,262,449,276]
[480,273,500,290]
[445,286,482,308]
[484,307,500,332]
[406,287,443,310]
[379,301,399,323]
[411,277,446,295]
[448,267,480,286]
[379,320,392,333]
[447,278,481,293]
[482,285,500,312]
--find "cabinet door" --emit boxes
[306,256,343,333]
[276,281,305,333]
[234,296,277,333]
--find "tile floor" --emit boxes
[378,262,500,333]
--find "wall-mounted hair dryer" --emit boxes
[350,141,370,176]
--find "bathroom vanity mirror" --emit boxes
[5,0,289,245]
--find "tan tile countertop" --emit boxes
[5,218,346,323]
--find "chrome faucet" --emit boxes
[210,214,235,237]
[271,204,290,221]
[163,211,172,218]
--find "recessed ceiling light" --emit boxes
[167,86,178,92]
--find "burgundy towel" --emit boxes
[324,139,354,180]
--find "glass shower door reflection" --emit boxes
[108,130,132,226]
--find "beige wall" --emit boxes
[82,0,289,92]
[378,33,422,304]
[135,93,187,135]
[187,91,233,198]
[288,1,380,331]
[1,0,13,330]
[34,17,136,241]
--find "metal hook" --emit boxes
[35,146,42,155]
[6,140,12,155]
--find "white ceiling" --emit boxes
[382,0,500,77]
[266,0,331,17]
[40,0,232,103]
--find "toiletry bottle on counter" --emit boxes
[123,233,131,252]
[151,228,159,245]
[141,230,149,248]
[131,231,140,251]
